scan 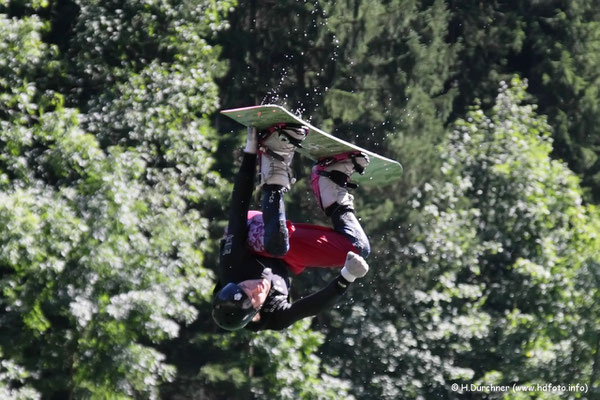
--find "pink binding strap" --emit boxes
[310,167,324,209]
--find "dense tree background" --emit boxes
[1,0,599,399]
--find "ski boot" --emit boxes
[311,151,370,214]
[258,123,308,190]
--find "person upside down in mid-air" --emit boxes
[212,123,371,331]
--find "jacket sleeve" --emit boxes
[263,275,352,330]
[218,152,257,281]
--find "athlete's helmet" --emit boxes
[212,283,258,331]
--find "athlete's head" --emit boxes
[212,278,271,330]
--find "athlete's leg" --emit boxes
[261,185,289,256]
[256,123,308,257]
[283,221,358,274]
[312,152,371,258]
[245,211,358,275]
[326,204,370,258]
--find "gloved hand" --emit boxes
[340,252,369,282]
[244,127,258,154]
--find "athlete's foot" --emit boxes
[258,123,308,190]
[311,151,370,212]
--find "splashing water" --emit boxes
[257,1,340,122]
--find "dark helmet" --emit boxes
[212,283,258,331]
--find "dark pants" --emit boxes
[261,185,370,260]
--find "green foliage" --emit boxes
[448,0,600,201]
[0,103,207,397]
[0,0,233,397]
[317,78,600,400]
[211,2,600,398]
[2,1,351,398]
[170,319,352,400]
[320,0,458,194]
[4,0,600,398]
[247,319,352,400]
[405,78,599,398]
[0,350,40,400]
[216,0,332,113]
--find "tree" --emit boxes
[216,0,333,115]
[0,0,357,397]
[319,0,458,195]
[318,78,600,399]
[167,319,352,400]
[407,77,600,398]
[447,0,600,202]
[0,0,232,397]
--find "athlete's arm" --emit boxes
[256,252,369,330]
[219,128,258,276]
[262,275,352,330]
